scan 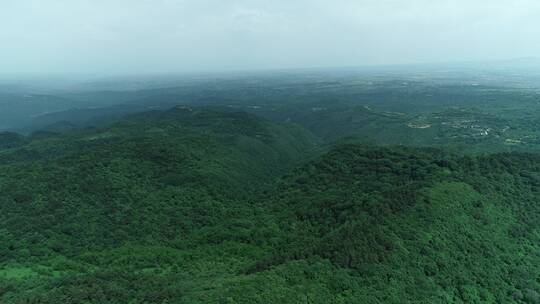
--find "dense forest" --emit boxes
[2,96,540,303]
[6,0,540,301]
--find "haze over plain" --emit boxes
[2,0,540,75]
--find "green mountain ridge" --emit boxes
[2,108,540,303]
[246,145,540,303]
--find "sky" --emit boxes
[2,0,540,75]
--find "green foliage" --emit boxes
[252,145,540,303]
[4,107,540,303]
[0,132,27,149]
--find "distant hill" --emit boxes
[0,132,27,149]
[0,94,75,130]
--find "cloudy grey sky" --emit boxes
[1,0,540,75]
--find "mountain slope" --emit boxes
[0,108,320,303]
[239,145,540,303]
[3,114,540,303]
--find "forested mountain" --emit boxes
[2,106,540,303]
[257,145,540,303]
[3,67,540,304]
[0,132,27,149]
[7,0,540,301]
[4,71,539,157]
[0,108,318,303]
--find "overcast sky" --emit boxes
[2,0,540,75]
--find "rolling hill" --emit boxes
[2,108,540,303]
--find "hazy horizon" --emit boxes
[3,0,540,76]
